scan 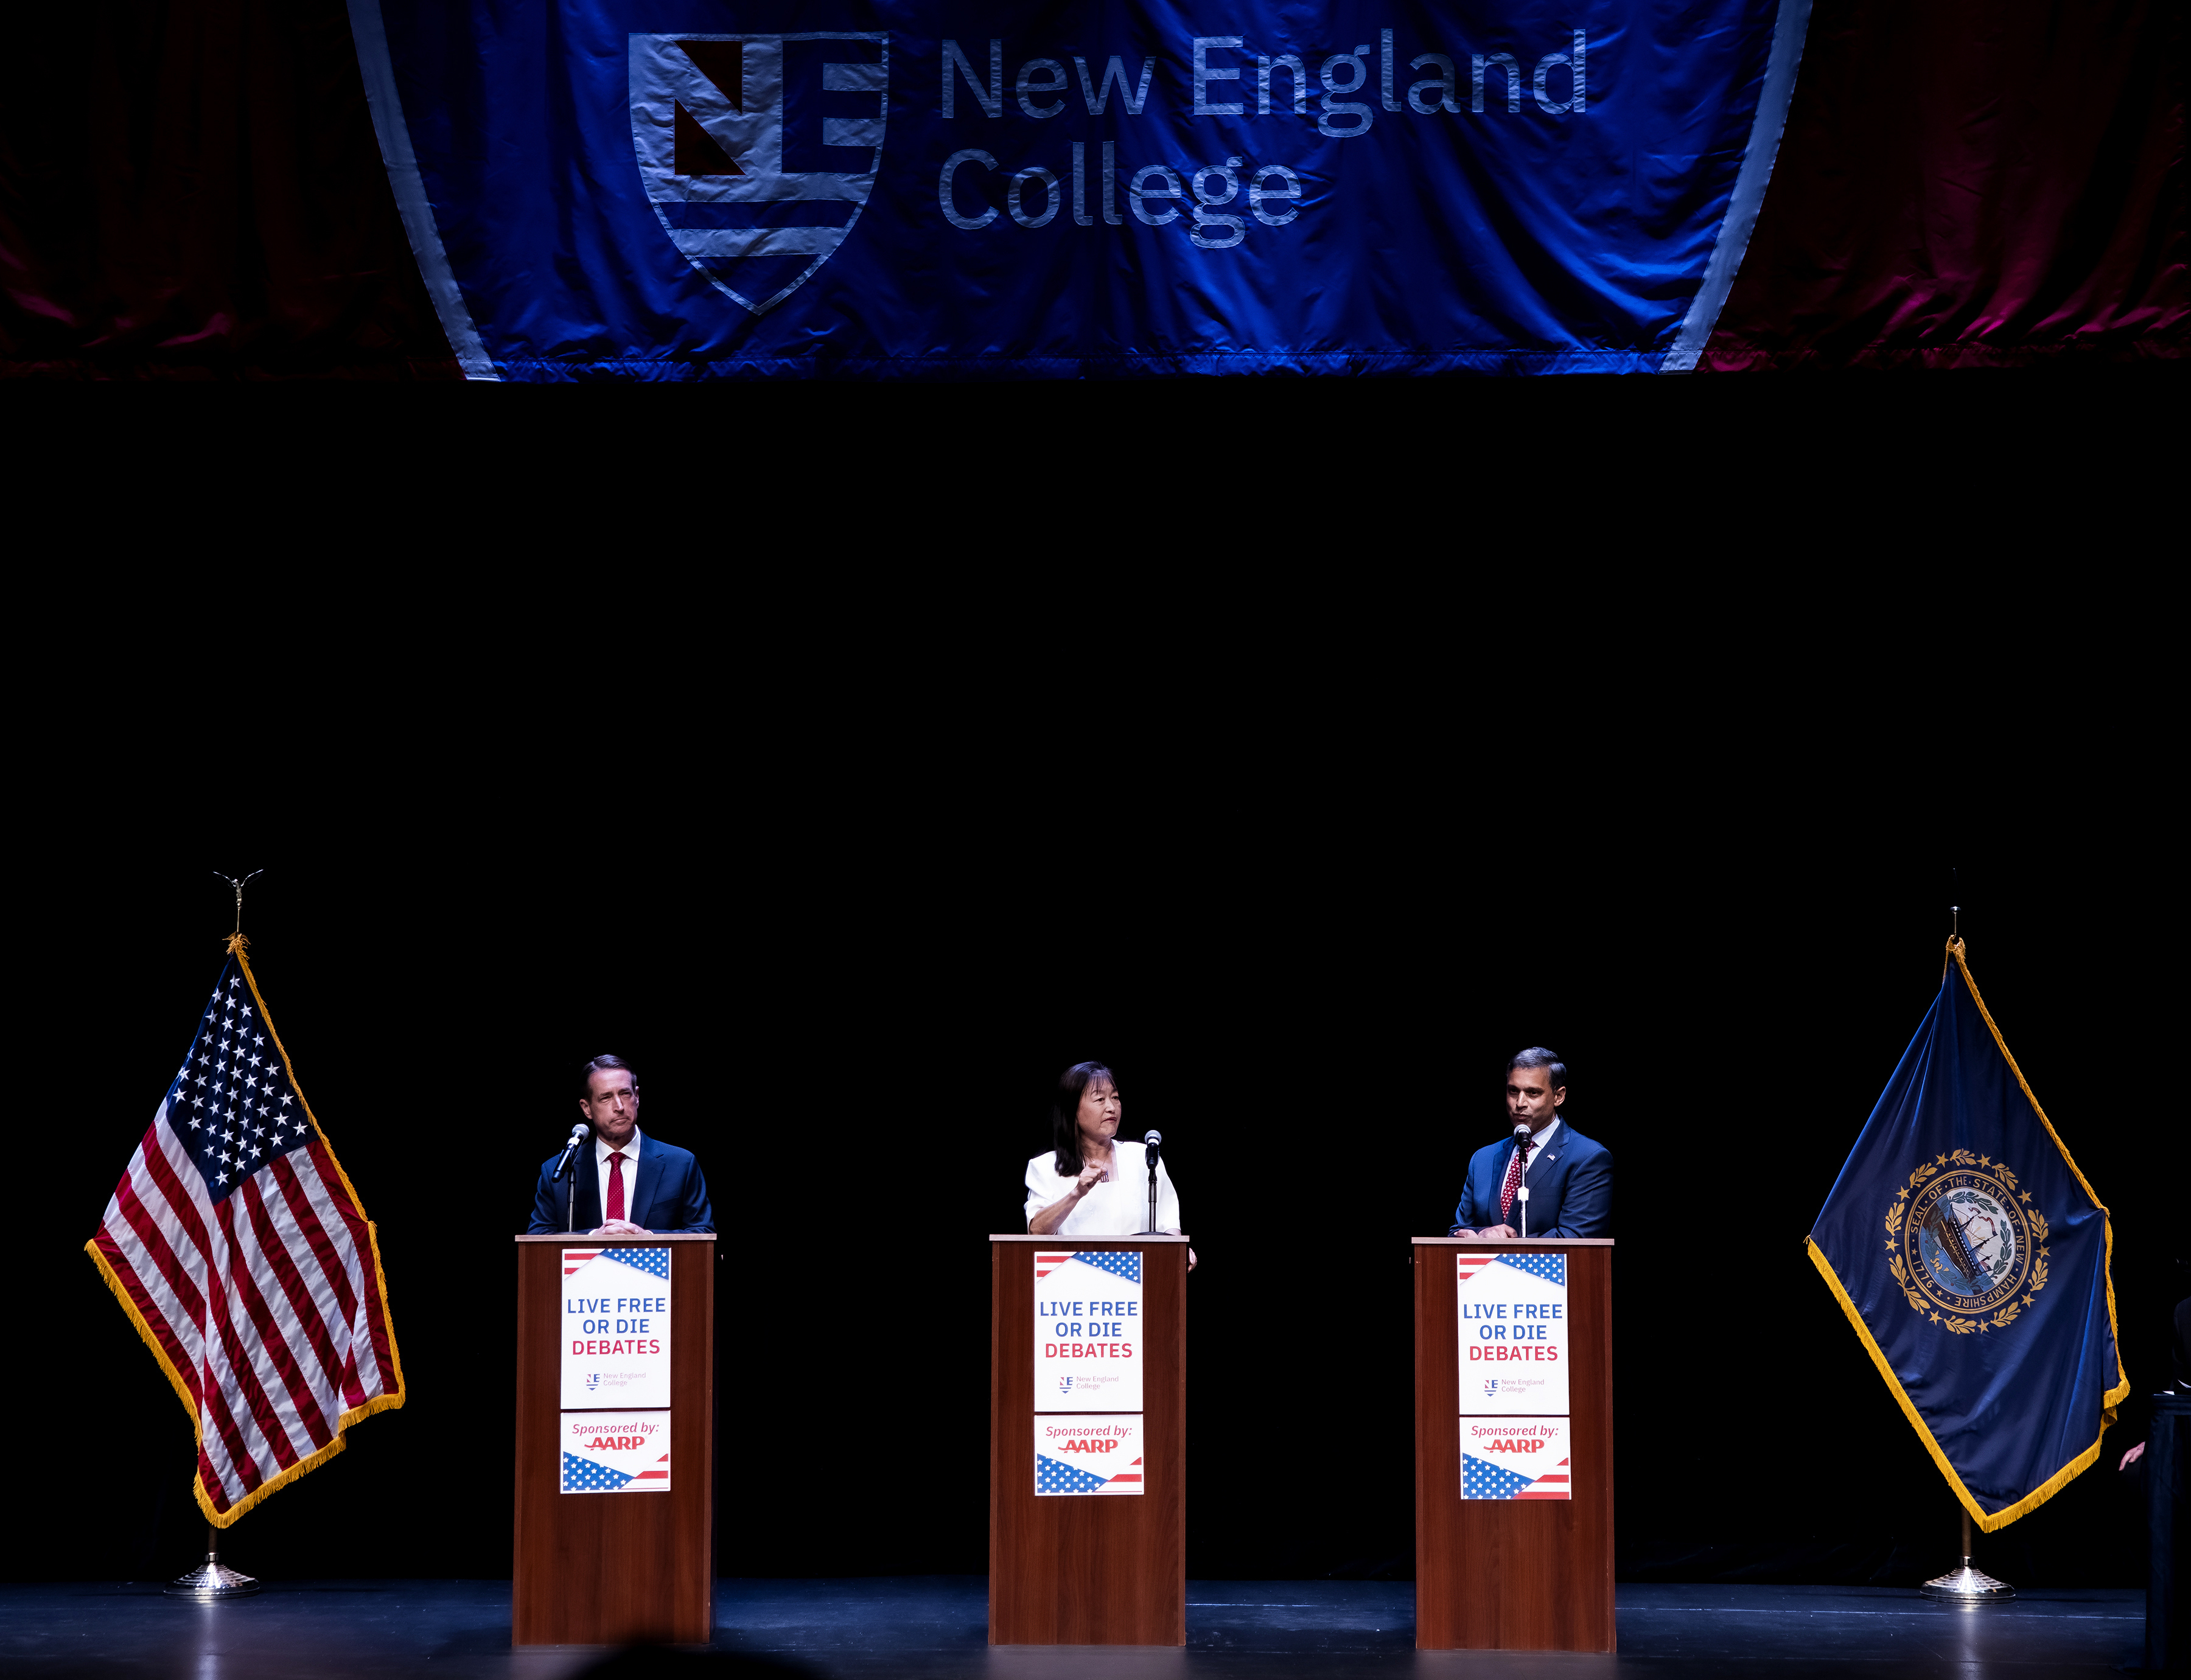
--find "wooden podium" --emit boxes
[1414,1237,1615,1652]
[990,1234,1187,1645]
[512,1232,716,1647]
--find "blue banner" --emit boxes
[1807,941,2129,1530]
[349,0,1807,377]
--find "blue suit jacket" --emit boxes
[528,1132,715,1233]
[1452,1123,1612,1238]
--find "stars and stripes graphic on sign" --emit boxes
[1035,1253,1072,1278]
[569,1246,670,1280]
[1516,1457,1571,1499]
[565,1451,636,1491]
[1062,1251,1141,1283]
[1036,1453,1114,1493]
[1463,1454,1536,1498]
[85,952,403,1527]
[1495,1253,1567,1287]
[1463,1451,1572,1500]
[1458,1252,1567,1289]
[564,1449,671,1491]
[1462,1454,1537,1498]
[1110,1455,1143,1483]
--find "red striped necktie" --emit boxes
[1498,1142,1526,1221]
[607,1150,628,1222]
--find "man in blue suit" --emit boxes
[528,1054,715,1234]
[1451,1047,1612,1239]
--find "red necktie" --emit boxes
[607,1150,627,1222]
[1498,1143,1526,1221]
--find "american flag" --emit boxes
[84,950,404,1526]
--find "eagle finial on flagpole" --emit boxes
[214,870,264,956]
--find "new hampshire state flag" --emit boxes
[1808,938,2127,1532]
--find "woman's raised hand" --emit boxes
[1074,1162,1107,1196]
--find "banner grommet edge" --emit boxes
[1660,0,1814,372]
[345,0,501,380]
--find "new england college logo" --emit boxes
[1483,1378,1500,1398]
[585,1372,603,1392]
[1058,1376,1075,1395]
[1885,1152,2049,1334]
[630,33,887,313]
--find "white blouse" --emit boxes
[1024,1140,1182,1236]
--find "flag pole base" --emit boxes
[1920,1560,2015,1603]
[1920,1508,2012,1602]
[164,1528,260,1599]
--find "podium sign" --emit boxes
[1457,1250,1568,1415]
[1034,1249,1142,1413]
[561,1412,673,1493]
[1457,1251,1571,1500]
[561,1246,672,1410]
[1036,1415,1145,1496]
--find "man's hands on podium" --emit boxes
[1450,1225,1519,1240]
[593,1219,649,1236]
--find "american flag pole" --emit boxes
[86,891,405,1596]
[178,876,269,1600]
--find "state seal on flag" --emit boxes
[1885,1154,2050,1332]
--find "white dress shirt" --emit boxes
[1025,1140,1181,1236]
[598,1128,643,1223]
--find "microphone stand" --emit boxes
[1145,1145,1161,1236]
[1514,1130,1534,1239]
[553,1131,586,1233]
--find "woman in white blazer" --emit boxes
[1024,1061,1193,1269]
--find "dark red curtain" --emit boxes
[1705,0,2187,366]
[0,0,455,377]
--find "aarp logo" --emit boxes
[631,33,887,313]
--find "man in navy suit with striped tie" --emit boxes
[1450,1048,1612,1239]
[528,1054,715,1235]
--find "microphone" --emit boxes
[552,1123,588,1180]
[1510,1123,1536,1231]
[1141,1131,1164,1236]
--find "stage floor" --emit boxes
[2,1577,2146,1680]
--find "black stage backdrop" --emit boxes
[23,815,2181,1589]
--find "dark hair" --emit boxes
[581,1054,639,1098]
[1506,1047,1568,1091]
[1051,1061,1119,1175]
